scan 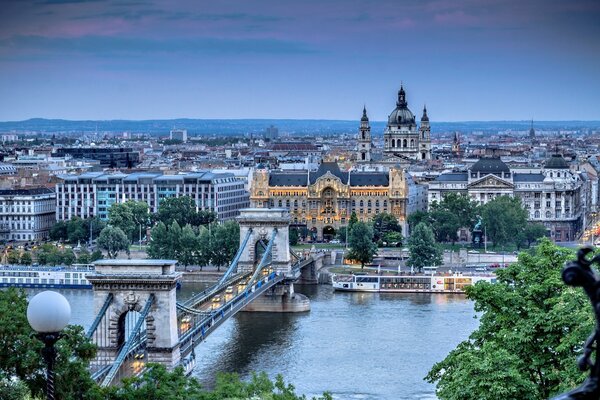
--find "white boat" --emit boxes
[0,264,94,289]
[332,273,496,293]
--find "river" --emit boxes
[26,283,478,399]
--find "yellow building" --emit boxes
[250,162,410,240]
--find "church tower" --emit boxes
[419,105,432,160]
[451,131,460,156]
[357,106,372,162]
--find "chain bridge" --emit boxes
[85,208,323,387]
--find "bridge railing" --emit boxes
[179,271,284,358]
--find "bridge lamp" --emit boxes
[27,291,71,400]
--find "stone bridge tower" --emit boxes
[87,259,181,369]
[237,208,291,275]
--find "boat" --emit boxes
[0,264,94,289]
[332,273,496,293]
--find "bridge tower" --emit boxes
[237,208,309,312]
[87,260,182,371]
[237,208,292,274]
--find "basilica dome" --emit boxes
[387,85,416,127]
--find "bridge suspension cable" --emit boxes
[246,229,277,287]
[86,293,113,339]
[216,228,253,287]
[101,294,155,387]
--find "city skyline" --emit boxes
[0,0,599,122]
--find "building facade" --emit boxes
[357,107,372,162]
[0,188,56,242]
[427,155,583,242]
[383,85,431,161]
[56,171,250,222]
[250,162,425,239]
[54,148,140,168]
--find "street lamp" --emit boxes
[27,291,71,400]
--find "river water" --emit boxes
[27,284,478,399]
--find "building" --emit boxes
[54,148,140,168]
[383,85,431,161]
[357,107,372,162]
[427,155,583,241]
[250,161,426,239]
[170,129,188,143]
[56,171,250,222]
[265,125,279,140]
[0,187,56,242]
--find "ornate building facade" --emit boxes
[383,85,431,161]
[427,155,583,242]
[250,162,424,240]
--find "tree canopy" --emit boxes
[346,221,378,269]
[481,195,528,247]
[155,196,216,228]
[108,201,150,243]
[97,226,130,259]
[426,240,592,399]
[407,222,443,272]
[371,213,403,246]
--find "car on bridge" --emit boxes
[211,295,221,310]
[238,280,248,292]
[225,286,234,301]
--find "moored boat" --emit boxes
[332,273,495,293]
[0,264,94,289]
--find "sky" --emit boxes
[0,0,599,122]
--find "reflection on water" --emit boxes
[25,283,478,400]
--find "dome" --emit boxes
[387,85,416,127]
[545,154,568,169]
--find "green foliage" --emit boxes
[7,250,19,264]
[407,222,443,271]
[426,240,593,399]
[481,195,528,247]
[336,226,347,243]
[289,227,299,246]
[0,288,97,400]
[147,222,169,259]
[372,213,403,245]
[348,211,358,230]
[67,217,88,244]
[19,251,32,265]
[155,196,216,228]
[430,209,461,243]
[210,221,240,271]
[522,223,548,248]
[49,220,67,241]
[346,222,378,269]
[49,217,106,244]
[94,364,332,400]
[178,224,198,266]
[433,193,479,231]
[108,201,150,242]
[35,244,73,266]
[196,226,211,270]
[90,249,104,262]
[382,231,403,247]
[98,226,130,259]
[407,210,430,232]
[77,249,91,264]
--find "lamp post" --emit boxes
[27,291,71,400]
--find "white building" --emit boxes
[56,171,249,222]
[0,188,56,242]
[427,155,583,242]
[170,129,188,143]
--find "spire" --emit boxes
[397,84,407,108]
[421,104,429,122]
[529,119,535,138]
[361,105,369,122]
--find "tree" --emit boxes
[90,249,104,262]
[108,201,149,243]
[35,244,64,266]
[0,288,97,399]
[178,224,198,266]
[19,251,32,265]
[346,222,378,270]
[348,211,359,231]
[62,249,76,265]
[49,220,68,241]
[336,226,348,243]
[372,213,403,245]
[435,193,479,232]
[210,221,240,271]
[67,217,88,244]
[522,223,548,248]
[426,240,592,399]
[382,231,403,247]
[407,210,431,232]
[289,227,299,246]
[481,196,528,248]
[147,222,169,259]
[407,222,442,272]
[77,249,90,264]
[430,209,461,243]
[195,226,211,270]
[97,226,130,259]
[155,196,198,227]
[7,250,19,264]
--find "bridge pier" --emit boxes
[243,283,310,312]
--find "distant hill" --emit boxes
[0,118,598,136]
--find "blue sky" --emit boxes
[0,0,599,121]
